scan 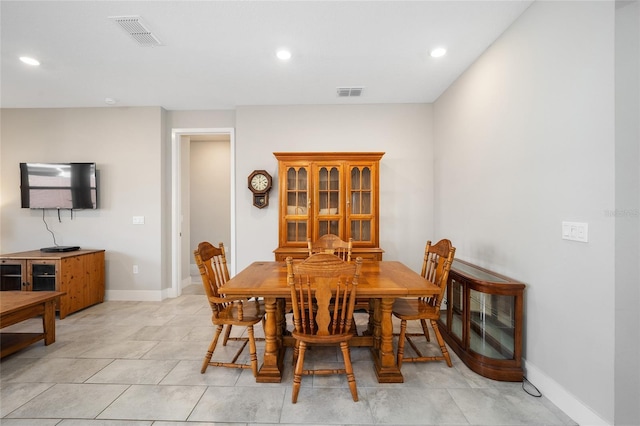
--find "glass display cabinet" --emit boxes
[273,152,384,261]
[437,259,525,381]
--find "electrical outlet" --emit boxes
[132,216,145,225]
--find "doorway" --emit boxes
[171,128,236,298]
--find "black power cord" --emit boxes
[523,375,542,397]
[42,209,59,247]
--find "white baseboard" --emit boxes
[523,358,611,426]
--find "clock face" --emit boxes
[250,173,269,192]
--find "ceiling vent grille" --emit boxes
[337,87,364,97]
[109,16,162,47]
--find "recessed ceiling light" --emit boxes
[104,98,117,105]
[276,49,292,61]
[429,47,447,58]
[19,56,40,66]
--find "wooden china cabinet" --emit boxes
[273,152,384,261]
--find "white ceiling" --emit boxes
[1,1,533,110]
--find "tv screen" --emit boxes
[20,162,97,209]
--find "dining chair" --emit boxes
[286,253,363,403]
[392,239,456,368]
[194,241,265,376]
[307,234,352,261]
[307,234,370,316]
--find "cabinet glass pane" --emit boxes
[31,264,56,291]
[286,220,307,242]
[0,264,23,290]
[469,290,515,360]
[318,167,340,213]
[350,220,371,242]
[318,220,340,236]
[451,278,464,341]
[286,167,308,216]
[350,167,372,215]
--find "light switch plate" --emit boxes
[562,221,588,242]
[132,216,145,225]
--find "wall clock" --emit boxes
[248,170,273,208]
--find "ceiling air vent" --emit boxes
[109,16,162,47]
[337,87,364,97]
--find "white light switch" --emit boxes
[562,221,588,243]
[133,265,139,274]
[132,216,145,225]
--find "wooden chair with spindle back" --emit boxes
[286,253,363,403]
[307,234,352,261]
[194,241,265,376]
[392,239,456,368]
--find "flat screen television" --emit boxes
[20,162,97,209]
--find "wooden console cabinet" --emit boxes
[273,152,384,261]
[0,249,105,319]
[437,259,525,381]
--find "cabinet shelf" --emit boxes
[437,259,525,381]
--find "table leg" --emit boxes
[370,297,404,383]
[42,299,56,345]
[256,297,283,383]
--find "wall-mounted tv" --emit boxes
[20,162,97,209]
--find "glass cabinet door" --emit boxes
[0,261,24,291]
[315,165,341,238]
[30,262,57,291]
[469,290,516,360]
[449,277,465,342]
[284,166,309,243]
[348,165,374,243]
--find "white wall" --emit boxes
[434,2,616,424]
[234,104,434,272]
[0,107,166,299]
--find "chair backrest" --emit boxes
[286,254,362,337]
[307,234,353,261]
[194,241,231,316]
[420,239,456,308]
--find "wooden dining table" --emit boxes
[218,260,440,383]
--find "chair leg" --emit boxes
[223,324,232,346]
[420,319,430,342]
[397,319,407,369]
[247,325,258,377]
[431,319,452,367]
[201,324,223,373]
[292,341,307,403]
[340,341,358,402]
[292,340,300,366]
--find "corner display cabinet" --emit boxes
[437,259,526,381]
[273,152,384,261]
[0,249,105,319]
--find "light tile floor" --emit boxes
[0,284,577,426]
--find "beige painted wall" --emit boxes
[614,2,640,425]
[0,107,166,298]
[189,138,231,267]
[434,1,617,424]
[234,103,434,272]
